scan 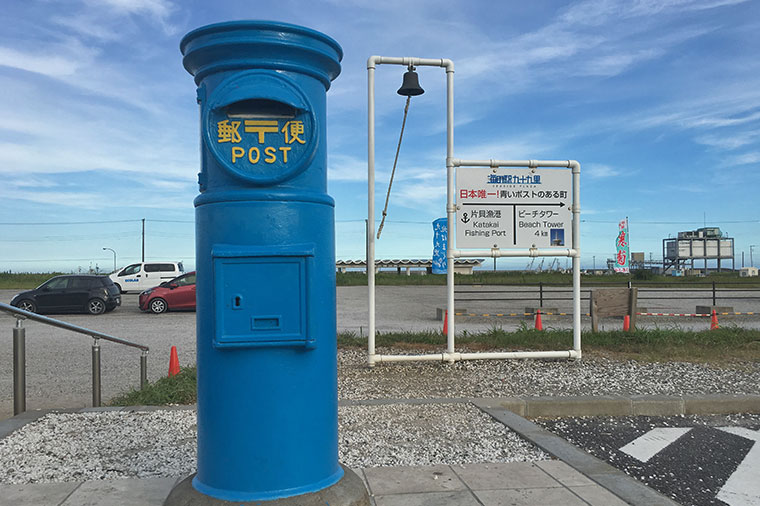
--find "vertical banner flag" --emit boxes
[432,218,448,274]
[615,218,630,273]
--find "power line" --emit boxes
[0,219,141,226]
[582,219,760,224]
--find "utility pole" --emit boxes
[592,255,595,271]
[751,245,757,268]
[142,218,145,262]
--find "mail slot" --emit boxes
[172,21,368,506]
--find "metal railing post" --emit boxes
[140,350,148,390]
[92,338,101,407]
[13,318,26,416]
[712,281,717,306]
[539,282,544,308]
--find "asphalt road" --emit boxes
[1,285,759,420]
[539,414,760,506]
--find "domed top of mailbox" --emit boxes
[180,20,343,89]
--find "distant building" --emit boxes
[662,227,734,273]
[336,259,483,275]
[740,267,758,277]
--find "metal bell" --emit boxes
[397,69,424,96]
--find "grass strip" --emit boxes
[109,366,197,406]
[0,272,65,290]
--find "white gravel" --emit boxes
[339,348,760,400]
[0,403,548,484]
[338,403,547,468]
[0,411,196,484]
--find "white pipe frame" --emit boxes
[367,56,581,366]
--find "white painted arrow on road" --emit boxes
[716,427,760,506]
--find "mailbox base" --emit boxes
[164,465,370,506]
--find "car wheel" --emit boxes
[16,299,36,313]
[114,283,122,294]
[87,298,106,315]
[149,298,168,314]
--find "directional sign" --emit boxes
[456,167,572,249]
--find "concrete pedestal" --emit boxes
[164,466,369,506]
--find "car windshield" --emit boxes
[120,264,141,276]
[173,273,196,286]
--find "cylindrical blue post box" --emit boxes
[170,21,367,505]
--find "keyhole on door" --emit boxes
[234,296,242,308]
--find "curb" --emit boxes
[484,393,760,418]
[473,399,680,506]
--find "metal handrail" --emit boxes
[1,302,149,416]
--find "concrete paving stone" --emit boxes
[61,478,175,506]
[535,459,596,487]
[363,465,465,495]
[631,395,684,416]
[452,461,560,490]
[0,482,80,506]
[570,485,630,506]
[374,490,481,506]
[475,487,589,506]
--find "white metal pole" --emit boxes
[445,60,455,359]
[571,160,582,358]
[367,57,377,365]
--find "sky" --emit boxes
[1,0,759,273]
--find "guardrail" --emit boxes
[1,302,149,416]
[455,281,760,308]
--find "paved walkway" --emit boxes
[1,461,630,506]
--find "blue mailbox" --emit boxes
[169,21,368,505]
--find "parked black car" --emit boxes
[10,275,121,315]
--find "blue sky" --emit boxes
[1,0,758,273]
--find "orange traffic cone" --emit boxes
[710,309,719,330]
[168,346,180,377]
[443,310,448,335]
[623,314,630,332]
[535,309,543,331]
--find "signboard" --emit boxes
[456,167,572,249]
[615,218,629,273]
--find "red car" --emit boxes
[139,271,196,313]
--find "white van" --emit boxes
[109,262,185,293]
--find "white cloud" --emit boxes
[0,40,96,78]
[585,164,624,179]
[727,152,760,166]
[578,49,664,77]
[695,130,760,150]
[329,153,370,182]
